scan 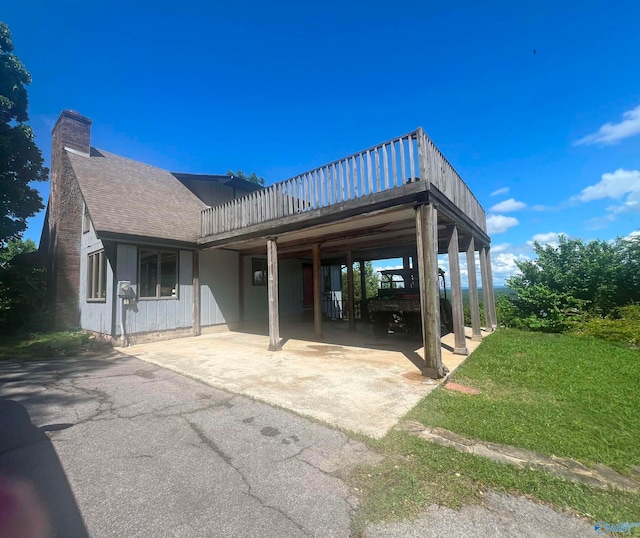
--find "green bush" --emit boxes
[573,305,640,347]
[463,301,485,327]
[502,235,640,332]
[0,262,49,334]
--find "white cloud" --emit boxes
[489,198,526,212]
[491,243,511,253]
[486,214,519,234]
[574,104,640,146]
[578,169,640,202]
[624,230,640,240]
[576,169,640,220]
[490,252,530,285]
[526,231,565,247]
[490,187,509,197]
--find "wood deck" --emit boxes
[200,128,487,246]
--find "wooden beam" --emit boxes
[447,226,467,355]
[479,245,494,331]
[466,237,482,341]
[485,247,498,330]
[359,260,368,322]
[313,243,323,338]
[415,204,444,378]
[192,251,201,336]
[267,238,281,351]
[346,251,355,331]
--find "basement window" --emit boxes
[87,250,107,302]
[139,250,178,299]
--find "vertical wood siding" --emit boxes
[115,245,193,335]
[79,214,114,334]
[199,249,240,326]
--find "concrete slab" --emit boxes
[119,321,489,438]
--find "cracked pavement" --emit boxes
[0,350,596,538]
[0,352,380,537]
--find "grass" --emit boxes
[0,329,109,360]
[407,329,640,476]
[348,329,640,536]
[349,431,640,536]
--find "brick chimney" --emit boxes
[47,110,93,328]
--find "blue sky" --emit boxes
[4,1,639,285]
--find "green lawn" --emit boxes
[349,329,640,535]
[407,329,640,476]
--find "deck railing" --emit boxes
[201,128,486,237]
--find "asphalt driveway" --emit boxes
[0,348,594,537]
[0,351,378,537]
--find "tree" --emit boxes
[502,235,640,331]
[341,261,379,301]
[226,170,265,187]
[0,238,46,333]
[0,237,36,267]
[0,22,48,249]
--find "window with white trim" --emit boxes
[139,250,178,299]
[87,250,107,301]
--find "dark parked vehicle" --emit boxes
[368,268,453,337]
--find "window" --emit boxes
[139,250,178,298]
[252,258,267,286]
[87,250,107,301]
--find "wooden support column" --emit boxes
[415,203,444,378]
[359,260,368,322]
[346,251,356,331]
[267,238,281,351]
[479,245,494,331]
[465,237,482,341]
[447,226,467,355]
[192,251,201,336]
[486,247,498,330]
[313,243,323,339]
[238,253,244,323]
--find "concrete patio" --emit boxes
[119,321,489,438]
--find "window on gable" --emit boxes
[87,250,107,301]
[139,250,178,299]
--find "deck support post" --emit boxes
[313,243,323,339]
[486,247,498,330]
[415,203,444,378]
[359,260,368,322]
[447,226,467,355]
[267,238,281,351]
[466,237,482,341]
[479,245,494,331]
[192,251,201,336]
[346,251,356,331]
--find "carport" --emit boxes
[198,128,497,378]
[119,319,490,437]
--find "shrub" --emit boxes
[573,305,640,347]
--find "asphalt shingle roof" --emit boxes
[67,148,207,244]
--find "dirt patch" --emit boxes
[444,382,480,395]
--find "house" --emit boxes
[41,110,497,379]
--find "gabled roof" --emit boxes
[67,148,208,245]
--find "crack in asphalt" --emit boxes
[184,417,312,537]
